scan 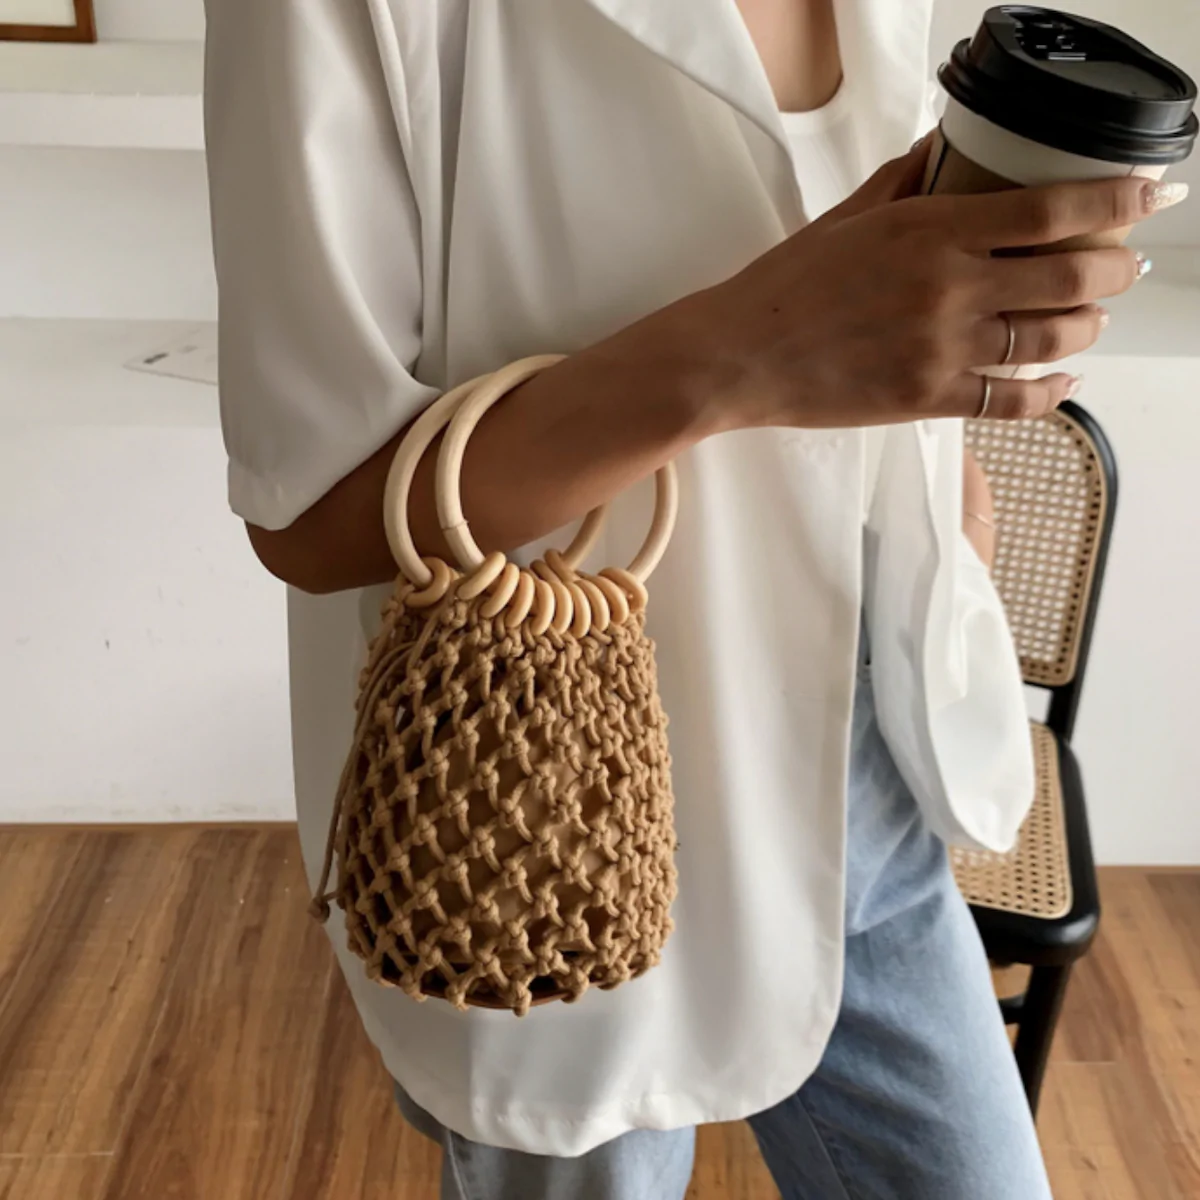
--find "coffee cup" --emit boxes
[924,6,1197,378]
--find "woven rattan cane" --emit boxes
[951,408,1110,923]
[964,410,1109,688]
[951,723,1071,920]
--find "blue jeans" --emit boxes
[393,658,1053,1199]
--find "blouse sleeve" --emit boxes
[921,516,1036,854]
[204,0,435,530]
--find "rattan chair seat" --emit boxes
[951,723,1072,921]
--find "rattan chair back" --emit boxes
[965,406,1113,691]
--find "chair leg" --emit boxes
[1013,963,1073,1115]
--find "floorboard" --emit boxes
[0,830,202,1157]
[0,828,1196,1198]
[96,831,333,1200]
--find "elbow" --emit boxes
[244,514,396,595]
[246,522,340,595]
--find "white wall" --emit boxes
[1056,354,1200,863]
[0,147,215,319]
[2,1,1199,857]
[0,323,292,822]
[0,0,290,823]
[94,0,204,42]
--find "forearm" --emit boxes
[245,156,1148,594]
[961,448,997,571]
[248,292,728,594]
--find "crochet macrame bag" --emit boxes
[311,356,680,1016]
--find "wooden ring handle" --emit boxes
[383,375,485,587]
[383,361,607,587]
[437,356,678,584]
[626,465,678,583]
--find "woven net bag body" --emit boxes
[311,358,680,1016]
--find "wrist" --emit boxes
[647,284,784,439]
[581,288,750,448]
[962,512,997,571]
[670,279,804,435]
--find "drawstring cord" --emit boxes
[309,585,458,922]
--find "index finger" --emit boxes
[947,177,1187,252]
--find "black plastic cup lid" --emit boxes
[939,6,1198,165]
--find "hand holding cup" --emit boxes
[696,6,1195,431]
[700,166,1180,429]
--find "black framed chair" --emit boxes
[953,401,1117,1114]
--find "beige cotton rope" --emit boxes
[311,356,680,1016]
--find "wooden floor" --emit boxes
[0,829,1197,1200]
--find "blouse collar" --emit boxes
[582,0,934,171]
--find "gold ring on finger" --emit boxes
[977,374,992,420]
[1001,314,1017,366]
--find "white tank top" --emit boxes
[780,85,887,521]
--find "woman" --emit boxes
[203,1,1178,1196]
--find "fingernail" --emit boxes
[1097,308,1111,329]
[1144,181,1189,213]
[1136,252,1154,280]
[1066,375,1084,400]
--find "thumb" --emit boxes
[823,131,935,224]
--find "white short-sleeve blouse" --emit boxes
[204,0,1034,1157]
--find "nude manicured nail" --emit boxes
[1066,376,1084,400]
[1097,308,1111,329]
[1136,252,1155,280]
[1144,181,1189,213]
